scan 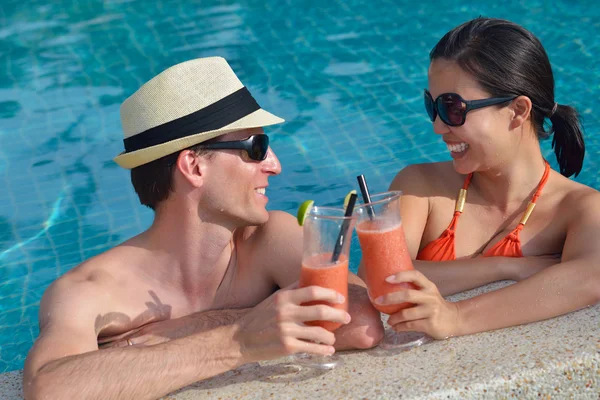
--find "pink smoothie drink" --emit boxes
[299,253,349,332]
[357,219,417,315]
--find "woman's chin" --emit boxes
[452,158,476,176]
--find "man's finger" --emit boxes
[283,281,300,290]
[290,339,336,356]
[287,285,345,305]
[292,304,350,325]
[290,325,336,346]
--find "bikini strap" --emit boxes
[454,161,549,227]
[453,173,473,214]
[463,173,474,190]
[518,160,551,226]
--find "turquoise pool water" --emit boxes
[0,0,599,373]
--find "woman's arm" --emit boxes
[454,192,600,336]
[414,255,560,296]
[378,192,600,338]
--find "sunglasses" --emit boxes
[424,90,517,127]
[198,134,270,161]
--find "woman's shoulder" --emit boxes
[551,173,600,218]
[389,161,466,195]
[561,177,600,204]
[552,171,598,197]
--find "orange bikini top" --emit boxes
[416,161,550,261]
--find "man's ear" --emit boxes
[175,150,205,188]
[509,95,533,130]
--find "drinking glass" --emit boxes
[291,205,359,369]
[356,191,430,352]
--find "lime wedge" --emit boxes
[297,200,314,226]
[343,190,357,210]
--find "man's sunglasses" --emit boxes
[197,134,270,161]
[424,90,517,127]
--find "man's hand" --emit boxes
[234,282,351,363]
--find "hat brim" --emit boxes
[113,108,285,169]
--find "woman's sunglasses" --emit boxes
[197,134,270,161]
[424,90,517,127]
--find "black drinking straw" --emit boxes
[357,175,375,218]
[331,193,358,263]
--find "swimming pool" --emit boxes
[0,0,598,373]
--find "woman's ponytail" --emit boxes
[550,104,585,178]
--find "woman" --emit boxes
[367,17,600,339]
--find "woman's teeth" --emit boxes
[446,143,469,153]
[255,188,266,195]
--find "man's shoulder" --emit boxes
[39,248,129,328]
[236,210,301,270]
[55,245,131,286]
[262,210,298,232]
[239,211,299,243]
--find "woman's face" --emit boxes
[427,58,517,175]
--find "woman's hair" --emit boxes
[430,17,585,177]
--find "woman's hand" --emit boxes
[374,270,461,340]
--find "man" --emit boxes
[23,57,383,400]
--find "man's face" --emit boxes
[199,127,282,227]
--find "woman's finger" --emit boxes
[389,319,428,334]
[375,288,429,307]
[386,270,438,292]
[387,305,429,326]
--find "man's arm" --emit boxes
[261,211,384,350]
[101,308,250,348]
[115,281,383,352]
[24,273,351,400]
[334,273,384,350]
[23,277,247,400]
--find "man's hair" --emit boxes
[130,144,214,210]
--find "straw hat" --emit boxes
[113,57,284,169]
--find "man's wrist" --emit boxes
[185,323,248,378]
[227,322,251,368]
